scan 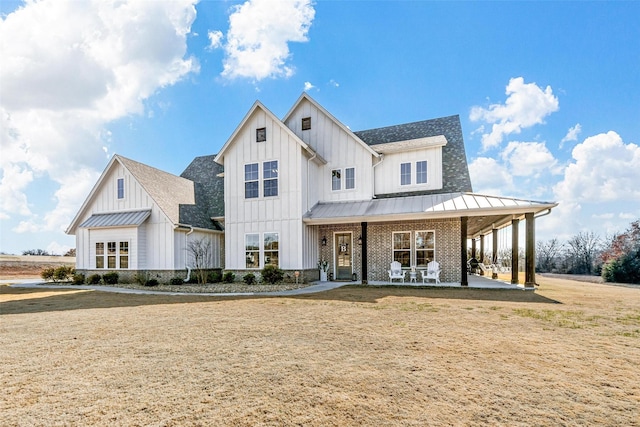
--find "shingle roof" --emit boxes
[354,115,473,196]
[79,209,151,228]
[179,155,225,230]
[117,155,195,226]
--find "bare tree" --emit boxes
[187,237,212,284]
[536,238,564,273]
[564,232,601,275]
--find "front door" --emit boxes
[335,233,352,280]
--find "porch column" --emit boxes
[461,216,468,287]
[471,238,477,259]
[492,227,498,279]
[361,221,368,285]
[479,234,485,271]
[525,212,536,288]
[511,217,519,284]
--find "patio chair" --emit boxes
[388,261,405,283]
[422,260,441,284]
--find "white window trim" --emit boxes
[95,240,130,269]
[400,163,411,186]
[116,177,126,200]
[415,230,436,268]
[400,161,429,187]
[244,232,280,269]
[392,231,412,268]
[262,160,279,198]
[331,166,356,192]
[391,230,436,268]
[244,162,260,199]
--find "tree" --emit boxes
[536,238,564,273]
[187,237,212,285]
[22,249,50,256]
[564,232,601,275]
[600,220,640,284]
[64,248,76,257]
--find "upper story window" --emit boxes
[416,161,428,184]
[302,117,311,130]
[117,178,125,199]
[256,127,266,142]
[245,163,259,198]
[332,167,355,191]
[400,163,411,186]
[263,160,278,197]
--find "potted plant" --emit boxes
[318,259,329,281]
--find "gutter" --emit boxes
[371,154,385,197]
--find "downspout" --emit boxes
[185,226,194,282]
[306,151,317,212]
[372,154,384,197]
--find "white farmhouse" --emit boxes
[67,93,557,287]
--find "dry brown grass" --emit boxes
[1,277,639,426]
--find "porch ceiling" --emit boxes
[303,192,557,237]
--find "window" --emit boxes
[302,117,311,130]
[393,232,411,267]
[119,242,129,269]
[96,243,104,269]
[400,163,411,185]
[263,160,278,197]
[107,241,117,268]
[345,167,355,189]
[256,127,266,142]
[264,233,279,267]
[245,234,260,269]
[117,178,124,199]
[415,231,435,267]
[416,161,427,184]
[245,163,259,198]
[331,169,341,191]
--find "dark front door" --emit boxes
[335,233,352,280]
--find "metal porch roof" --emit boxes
[79,209,151,228]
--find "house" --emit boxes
[67,93,557,287]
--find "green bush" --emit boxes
[145,278,159,287]
[169,277,184,286]
[261,265,284,284]
[602,249,640,284]
[41,267,55,281]
[102,272,119,285]
[53,265,74,282]
[87,274,102,284]
[223,271,235,283]
[72,273,85,285]
[243,273,256,285]
[208,270,223,283]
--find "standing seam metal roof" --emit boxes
[79,210,151,228]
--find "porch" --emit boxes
[326,273,528,290]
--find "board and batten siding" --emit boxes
[374,147,444,195]
[174,229,222,270]
[284,98,375,204]
[74,161,178,270]
[223,107,306,270]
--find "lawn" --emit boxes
[1,277,638,426]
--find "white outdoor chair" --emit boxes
[388,261,405,283]
[422,260,441,284]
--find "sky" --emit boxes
[1,0,639,255]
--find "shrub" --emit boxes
[41,267,55,282]
[145,278,159,287]
[243,273,256,285]
[602,249,640,284]
[208,270,223,283]
[72,273,85,285]
[134,271,150,286]
[261,265,284,284]
[87,274,102,284]
[169,277,184,286]
[53,265,74,282]
[223,271,235,283]
[102,272,119,285]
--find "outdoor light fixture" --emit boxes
[321,236,327,246]
[357,236,363,245]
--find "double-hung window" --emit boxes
[107,242,117,268]
[263,161,278,197]
[119,242,129,269]
[400,163,412,186]
[96,243,105,268]
[245,163,259,199]
[245,234,260,268]
[245,233,279,268]
[416,161,428,184]
[393,232,411,267]
[331,167,355,191]
[264,233,279,267]
[415,231,435,267]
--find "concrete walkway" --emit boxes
[4,274,530,297]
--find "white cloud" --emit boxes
[0,0,198,232]
[468,157,514,195]
[207,30,223,50]
[46,241,73,256]
[220,0,315,81]
[303,81,315,91]
[554,131,640,203]
[560,123,581,148]
[619,213,637,220]
[470,77,559,150]
[593,213,615,219]
[501,141,559,177]
[329,79,339,88]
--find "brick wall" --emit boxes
[318,218,461,283]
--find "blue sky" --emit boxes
[1,0,639,255]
